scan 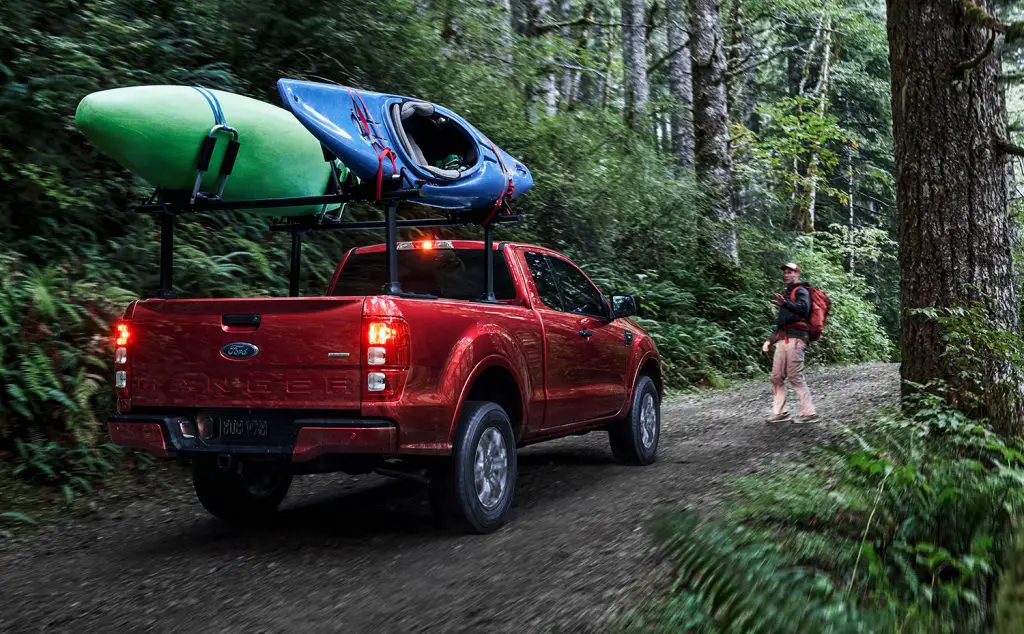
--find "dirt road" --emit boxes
[0,363,898,633]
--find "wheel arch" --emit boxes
[637,355,664,398]
[449,356,526,445]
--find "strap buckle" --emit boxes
[190,123,240,203]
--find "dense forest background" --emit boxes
[0,0,911,448]
[7,1,1024,631]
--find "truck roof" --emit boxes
[352,240,545,254]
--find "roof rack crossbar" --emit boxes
[269,214,524,233]
[141,186,524,300]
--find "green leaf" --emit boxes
[0,511,37,525]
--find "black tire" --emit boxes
[609,375,660,465]
[192,458,292,524]
[429,401,518,534]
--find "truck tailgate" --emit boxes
[128,297,364,410]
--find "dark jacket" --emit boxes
[771,284,811,343]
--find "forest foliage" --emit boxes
[0,0,896,456]
[9,0,1024,630]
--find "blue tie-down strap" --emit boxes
[190,86,240,202]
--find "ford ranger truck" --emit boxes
[107,239,662,533]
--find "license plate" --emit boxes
[218,416,269,442]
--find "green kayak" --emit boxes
[75,86,345,216]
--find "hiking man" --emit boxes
[761,262,819,424]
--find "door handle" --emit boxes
[578,329,593,338]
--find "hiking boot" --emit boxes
[765,412,791,424]
[794,414,821,425]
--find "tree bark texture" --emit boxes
[846,135,856,276]
[525,0,559,118]
[620,0,650,131]
[690,0,738,265]
[667,0,694,168]
[558,0,576,109]
[888,0,1023,432]
[801,18,832,233]
[725,0,754,127]
[578,1,605,106]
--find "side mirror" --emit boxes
[611,294,639,319]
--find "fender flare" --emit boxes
[447,354,529,445]
[627,351,663,403]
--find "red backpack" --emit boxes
[791,284,831,342]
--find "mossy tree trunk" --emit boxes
[666,0,694,169]
[887,0,1024,433]
[621,0,650,131]
[689,0,738,266]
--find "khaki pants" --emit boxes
[771,339,815,417]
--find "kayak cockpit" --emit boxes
[390,101,479,181]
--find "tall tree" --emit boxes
[725,0,754,217]
[690,0,738,265]
[888,0,1024,432]
[801,16,832,233]
[725,0,755,128]
[523,0,559,118]
[559,0,576,108]
[578,1,605,106]
[666,0,694,168]
[621,0,650,130]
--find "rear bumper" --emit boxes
[107,413,397,462]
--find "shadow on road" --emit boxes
[129,439,625,557]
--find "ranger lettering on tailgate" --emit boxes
[150,375,356,397]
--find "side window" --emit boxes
[523,251,563,310]
[547,257,607,318]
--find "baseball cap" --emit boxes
[780,262,800,272]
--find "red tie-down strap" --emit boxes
[347,88,400,200]
[481,142,515,226]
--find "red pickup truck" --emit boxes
[108,239,662,532]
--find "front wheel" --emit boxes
[609,375,660,465]
[429,401,518,534]
[192,458,292,524]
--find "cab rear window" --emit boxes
[332,249,517,300]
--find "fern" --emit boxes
[0,511,37,525]
[636,390,1024,633]
[657,511,887,633]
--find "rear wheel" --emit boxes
[429,401,517,533]
[192,458,292,523]
[609,375,660,465]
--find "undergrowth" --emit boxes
[622,389,1024,633]
[624,310,1024,632]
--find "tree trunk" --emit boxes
[666,0,694,168]
[801,18,832,233]
[690,0,738,265]
[737,0,757,128]
[725,0,752,125]
[559,0,576,109]
[888,0,1023,432]
[621,0,650,131]
[725,0,754,215]
[846,136,856,276]
[524,0,559,119]
[578,1,605,106]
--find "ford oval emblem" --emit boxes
[221,342,260,361]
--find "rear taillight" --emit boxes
[114,320,131,402]
[115,322,131,346]
[362,317,410,400]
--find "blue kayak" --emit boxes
[277,79,533,211]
